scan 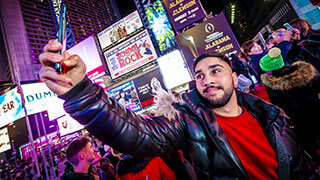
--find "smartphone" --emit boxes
[56,4,67,73]
[283,23,294,32]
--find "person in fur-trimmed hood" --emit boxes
[39,39,319,180]
[260,47,320,163]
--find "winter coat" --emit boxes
[60,76,312,180]
[248,52,266,78]
[231,55,259,85]
[285,30,320,70]
[61,162,96,180]
[261,61,320,161]
[261,61,320,119]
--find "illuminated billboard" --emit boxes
[175,12,241,70]
[157,50,192,89]
[0,127,11,153]
[97,11,144,51]
[67,35,105,80]
[0,82,69,128]
[132,69,166,108]
[57,114,84,136]
[142,0,177,53]
[104,30,157,79]
[162,0,206,31]
[108,81,142,112]
[0,87,24,128]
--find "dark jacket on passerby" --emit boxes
[231,55,259,86]
[60,76,315,180]
[61,163,95,180]
[285,29,320,70]
[248,52,267,78]
[61,162,105,180]
[261,61,320,162]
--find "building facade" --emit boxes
[0,0,120,83]
[290,0,320,29]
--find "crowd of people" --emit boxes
[37,16,320,179]
[0,137,66,179]
[1,17,319,179]
[232,18,320,165]
[60,135,185,180]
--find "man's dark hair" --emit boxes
[66,136,91,166]
[192,53,231,73]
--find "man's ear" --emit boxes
[80,153,86,160]
[232,72,238,88]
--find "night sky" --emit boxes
[114,0,225,18]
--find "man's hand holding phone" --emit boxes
[39,39,86,96]
[39,4,86,96]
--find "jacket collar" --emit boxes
[182,89,280,127]
[261,61,318,90]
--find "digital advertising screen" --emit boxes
[67,35,105,80]
[0,87,24,128]
[29,111,58,140]
[0,127,11,153]
[97,11,144,51]
[22,82,60,116]
[157,50,192,89]
[7,118,29,148]
[57,114,84,137]
[132,69,166,108]
[142,0,177,53]
[108,81,142,112]
[175,12,241,70]
[124,11,144,35]
[104,30,158,79]
[162,0,206,31]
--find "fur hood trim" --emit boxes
[153,88,183,120]
[261,61,318,90]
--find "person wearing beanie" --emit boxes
[260,47,285,72]
[260,47,320,163]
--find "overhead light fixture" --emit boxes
[231,4,236,24]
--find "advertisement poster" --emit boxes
[124,11,144,35]
[157,50,192,89]
[57,114,84,136]
[133,69,166,108]
[142,0,177,53]
[97,11,143,51]
[19,142,39,160]
[0,87,23,128]
[67,35,105,80]
[0,127,11,153]
[0,82,69,129]
[162,0,206,31]
[22,83,59,115]
[109,81,142,112]
[175,12,241,70]
[104,30,158,79]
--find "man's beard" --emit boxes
[201,85,234,108]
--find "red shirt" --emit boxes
[215,107,278,180]
[120,157,176,180]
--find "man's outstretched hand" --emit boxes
[39,39,86,96]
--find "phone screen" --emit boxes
[283,23,293,31]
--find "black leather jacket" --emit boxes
[60,76,306,180]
